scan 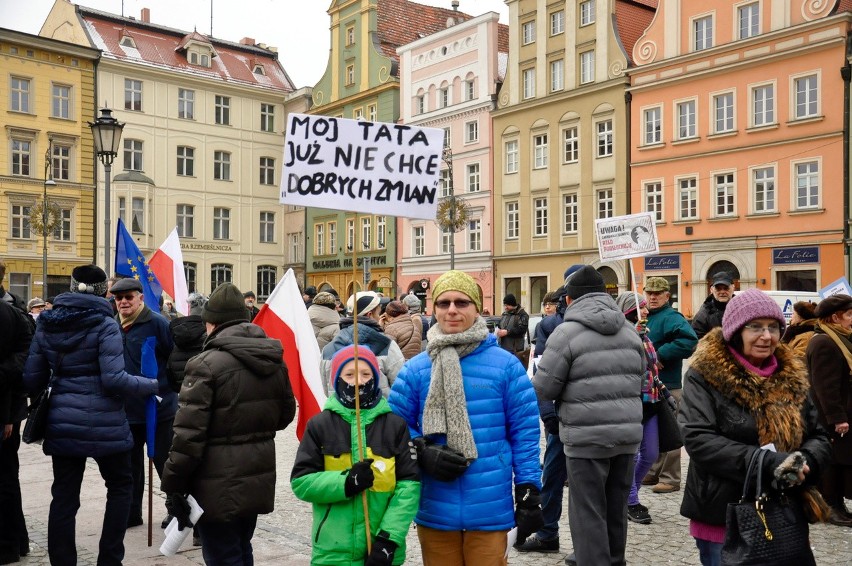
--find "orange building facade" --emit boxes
[629,0,851,317]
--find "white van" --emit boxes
[760,291,821,323]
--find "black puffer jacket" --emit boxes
[690,295,729,339]
[166,315,206,392]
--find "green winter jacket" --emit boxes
[291,396,420,566]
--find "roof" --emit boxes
[837,0,852,12]
[76,6,294,93]
[615,0,658,65]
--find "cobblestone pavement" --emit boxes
[17,414,852,565]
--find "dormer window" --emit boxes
[188,49,212,68]
[253,64,266,76]
[120,36,136,48]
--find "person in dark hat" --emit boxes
[109,276,176,528]
[497,293,529,356]
[161,283,295,561]
[533,265,645,566]
[23,264,158,565]
[554,264,584,318]
[243,291,259,321]
[303,286,317,308]
[691,272,735,340]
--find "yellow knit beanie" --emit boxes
[431,270,481,312]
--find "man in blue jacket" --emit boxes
[110,277,175,527]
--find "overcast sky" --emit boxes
[1,0,510,88]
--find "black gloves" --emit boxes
[364,533,398,566]
[514,483,544,544]
[413,437,469,482]
[165,493,193,530]
[344,459,375,498]
[543,416,560,436]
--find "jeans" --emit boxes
[628,415,659,506]
[695,538,723,566]
[197,515,258,566]
[537,432,567,540]
[48,451,133,566]
[129,419,173,518]
[0,422,28,554]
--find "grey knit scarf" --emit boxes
[422,316,489,460]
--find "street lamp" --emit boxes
[89,107,125,272]
[42,177,56,296]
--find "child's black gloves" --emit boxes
[413,437,469,482]
[344,459,375,498]
[364,534,397,566]
[514,483,544,544]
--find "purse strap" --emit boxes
[741,448,767,502]
[47,353,66,388]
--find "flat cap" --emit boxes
[109,278,143,294]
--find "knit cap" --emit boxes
[503,293,518,307]
[330,345,380,388]
[431,270,482,312]
[615,292,646,315]
[721,288,785,341]
[384,300,408,318]
[187,292,206,316]
[312,291,337,308]
[403,294,422,313]
[566,265,605,300]
[203,283,249,325]
[563,264,584,285]
[71,264,109,297]
[346,291,381,317]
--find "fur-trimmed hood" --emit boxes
[689,327,809,452]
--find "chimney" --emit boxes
[240,37,256,46]
[140,8,150,22]
[451,1,459,10]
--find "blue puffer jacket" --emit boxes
[23,292,158,457]
[388,332,541,532]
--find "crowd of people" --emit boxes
[0,257,850,566]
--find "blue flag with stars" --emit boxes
[115,218,163,312]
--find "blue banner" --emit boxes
[141,336,159,459]
[114,218,163,312]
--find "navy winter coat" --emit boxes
[23,292,158,457]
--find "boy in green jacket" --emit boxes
[291,345,420,565]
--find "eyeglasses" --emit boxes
[113,294,137,302]
[743,323,781,336]
[544,302,559,307]
[435,299,475,310]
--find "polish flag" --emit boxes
[253,268,326,439]
[148,228,189,315]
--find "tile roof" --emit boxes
[77,6,294,93]
[615,0,658,65]
[837,0,852,12]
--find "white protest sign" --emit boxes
[819,276,852,299]
[595,212,659,262]
[280,113,444,220]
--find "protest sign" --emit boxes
[280,113,444,220]
[819,276,852,299]
[595,212,659,262]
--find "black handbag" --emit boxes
[22,355,62,445]
[654,378,683,453]
[721,449,815,566]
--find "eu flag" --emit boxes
[115,218,163,312]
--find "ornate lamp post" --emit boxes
[89,107,125,272]
[32,139,59,297]
[437,147,469,270]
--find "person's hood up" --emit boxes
[169,315,206,348]
[563,293,625,336]
[204,321,283,378]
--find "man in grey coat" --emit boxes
[533,266,645,566]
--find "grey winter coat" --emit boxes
[308,303,340,351]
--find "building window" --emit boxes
[11,140,31,176]
[52,84,71,119]
[288,232,304,263]
[10,77,31,113]
[523,68,535,99]
[260,103,275,132]
[693,15,713,51]
[715,173,735,216]
[580,0,596,26]
[257,266,277,302]
[466,163,480,192]
[215,95,230,125]
[714,92,735,133]
[253,65,265,76]
[794,161,820,209]
[361,217,371,251]
[464,80,475,101]
[376,216,385,248]
[597,188,613,219]
[118,197,126,225]
[177,146,194,176]
[550,59,564,92]
[522,20,536,44]
[677,100,697,139]
[645,182,663,222]
[465,121,479,143]
[794,74,818,119]
[533,133,549,169]
[468,219,482,251]
[752,84,774,126]
[753,166,775,212]
[256,157,276,186]
[440,169,452,197]
[644,107,661,145]
[178,88,195,119]
[213,207,231,240]
[346,65,355,86]
[176,204,194,238]
[125,79,142,111]
[328,221,338,252]
[11,204,32,239]
[680,177,698,220]
[123,139,143,171]
[210,264,232,293]
[443,127,451,148]
[738,2,759,39]
[505,140,519,173]
[346,25,355,46]
[413,226,425,256]
[550,10,564,35]
[506,201,519,239]
[439,87,449,108]
[416,95,425,114]
[563,193,578,233]
[367,104,377,121]
[440,228,452,254]
[52,207,72,241]
[181,263,196,293]
[534,197,548,236]
[596,120,613,157]
[52,144,71,181]
[346,218,355,251]
[213,151,231,181]
[580,50,595,84]
[131,197,144,234]
[260,211,275,243]
[563,127,579,163]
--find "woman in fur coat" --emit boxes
[679,289,831,566]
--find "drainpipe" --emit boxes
[842,39,851,281]
[625,89,633,289]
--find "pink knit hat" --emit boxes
[721,288,785,341]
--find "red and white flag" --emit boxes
[253,268,326,439]
[149,228,189,315]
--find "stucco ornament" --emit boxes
[610,60,625,78]
[436,197,469,233]
[802,0,833,21]
[29,201,63,234]
[634,39,658,65]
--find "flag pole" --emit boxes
[147,458,153,546]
